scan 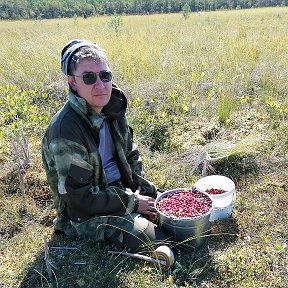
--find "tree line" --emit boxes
[0,0,287,20]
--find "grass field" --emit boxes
[0,7,287,288]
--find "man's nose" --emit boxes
[94,75,105,87]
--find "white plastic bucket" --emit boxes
[194,175,236,222]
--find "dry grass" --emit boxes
[0,7,287,288]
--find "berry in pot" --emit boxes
[156,189,212,219]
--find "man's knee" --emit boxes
[122,221,169,250]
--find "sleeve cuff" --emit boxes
[133,196,139,212]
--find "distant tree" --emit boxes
[182,3,191,19]
[189,0,196,11]
[108,11,123,34]
[0,0,29,19]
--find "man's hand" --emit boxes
[135,187,157,218]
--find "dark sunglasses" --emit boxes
[72,70,112,85]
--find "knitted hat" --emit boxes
[60,39,100,75]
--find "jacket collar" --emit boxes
[68,83,127,128]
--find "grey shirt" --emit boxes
[98,118,121,184]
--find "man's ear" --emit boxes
[68,75,77,91]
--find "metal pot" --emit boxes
[155,187,213,248]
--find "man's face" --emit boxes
[68,59,112,113]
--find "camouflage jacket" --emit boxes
[42,84,157,224]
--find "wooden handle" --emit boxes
[108,245,174,269]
